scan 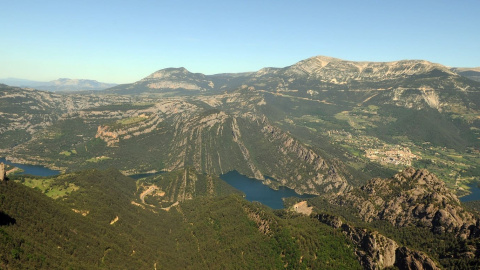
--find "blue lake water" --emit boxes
[460,182,480,202]
[220,171,315,209]
[0,157,60,177]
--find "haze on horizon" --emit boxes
[1,0,479,84]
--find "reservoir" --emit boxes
[0,157,60,177]
[220,171,315,209]
[460,182,480,202]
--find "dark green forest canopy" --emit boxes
[0,169,360,269]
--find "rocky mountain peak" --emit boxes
[145,67,192,80]
[124,67,216,92]
[295,55,343,66]
[367,168,453,198]
[285,55,342,76]
[283,56,455,81]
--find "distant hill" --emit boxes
[451,67,480,82]
[0,77,117,92]
[105,67,236,95]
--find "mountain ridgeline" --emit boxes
[107,56,480,113]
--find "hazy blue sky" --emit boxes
[1,0,479,83]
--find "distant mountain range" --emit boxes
[0,77,117,92]
[105,56,480,96]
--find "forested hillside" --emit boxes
[0,169,361,269]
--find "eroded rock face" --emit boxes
[395,247,439,270]
[314,213,343,229]
[336,223,440,270]
[341,224,398,269]
[329,168,479,237]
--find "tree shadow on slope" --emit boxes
[0,211,16,226]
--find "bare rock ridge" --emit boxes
[344,224,438,270]
[329,168,480,237]
[314,213,440,270]
[256,55,456,80]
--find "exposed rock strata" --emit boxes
[87,91,349,194]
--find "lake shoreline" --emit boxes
[220,170,316,209]
[0,157,60,177]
